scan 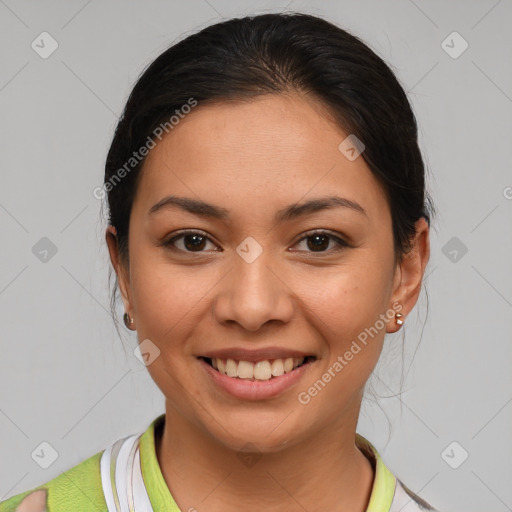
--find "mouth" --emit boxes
[199,355,316,382]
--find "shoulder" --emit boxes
[0,449,107,512]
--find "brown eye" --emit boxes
[164,231,219,253]
[292,230,349,254]
[306,234,330,251]
[183,234,207,251]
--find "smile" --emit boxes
[200,356,316,382]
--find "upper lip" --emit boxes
[200,347,316,362]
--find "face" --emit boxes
[107,93,429,452]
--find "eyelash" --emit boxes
[163,229,350,255]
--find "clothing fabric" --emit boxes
[0,414,438,511]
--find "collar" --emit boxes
[139,414,397,511]
[355,433,397,511]
[139,414,181,511]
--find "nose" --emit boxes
[213,249,295,332]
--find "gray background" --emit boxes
[1,1,511,511]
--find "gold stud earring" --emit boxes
[395,313,404,326]
[123,312,134,329]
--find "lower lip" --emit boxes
[199,358,314,400]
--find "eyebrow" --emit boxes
[148,195,368,221]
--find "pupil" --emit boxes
[307,234,329,251]
[185,235,206,251]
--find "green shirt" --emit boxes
[0,414,438,511]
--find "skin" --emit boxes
[106,93,430,512]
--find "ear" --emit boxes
[105,225,132,315]
[387,217,430,333]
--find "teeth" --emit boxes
[225,358,237,377]
[237,360,254,379]
[210,356,307,381]
[254,361,272,380]
[270,359,284,377]
[284,357,294,373]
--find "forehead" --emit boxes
[133,94,389,223]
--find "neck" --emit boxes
[155,401,374,512]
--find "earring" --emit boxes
[395,313,404,326]
[123,312,134,329]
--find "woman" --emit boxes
[0,12,440,512]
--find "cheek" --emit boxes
[128,257,209,408]
[294,260,392,379]
[134,277,192,338]
[297,259,391,330]
[295,270,387,418]
[129,250,221,346]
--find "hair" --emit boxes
[103,12,436,419]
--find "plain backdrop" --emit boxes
[1,1,511,511]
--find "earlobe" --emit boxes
[387,217,430,333]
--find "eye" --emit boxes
[163,229,349,255]
[291,229,349,254]
[164,230,220,253]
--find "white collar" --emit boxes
[100,433,154,512]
